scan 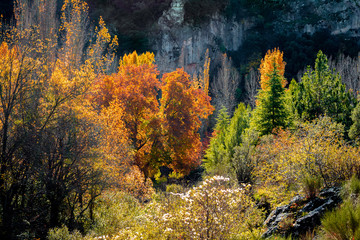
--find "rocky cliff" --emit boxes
[154,0,254,74]
[277,0,360,36]
[151,0,360,76]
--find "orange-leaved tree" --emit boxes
[259,48,286,91]
[161,69,214,175]
[93,51,161,178]
[94,52,214,178]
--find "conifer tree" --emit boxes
[252,48,289,135]
[290,50,355,130]
[204,103,251,177]
[349,99,360,140]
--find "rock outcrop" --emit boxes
[152,0,360,75]
[262,187,342,239]
[277,0,360,36]
[154,0,254,74]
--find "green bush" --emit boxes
[48,226,83,240]
[302,174,322,199]
[48,192,157,239]
[166,184,185,193]
[341,175,360,201]
[89,192,143,236]
[320,200,360,240]
[231,129,258,183]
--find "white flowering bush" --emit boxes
[157,176,264,239]
[48,178,264,240]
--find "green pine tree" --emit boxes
[290,50,356,131]
[349,99,360,140]
[252,61,289,135]
[204,104,251,177]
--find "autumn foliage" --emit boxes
[161,69,214,175]
[93,52,214,178]
[5,0,360,239]
[254,117,360,207]
[252,48,289,135]
[0,0,215,237]
[259,48,286,91]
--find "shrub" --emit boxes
[302,174,322,199]
[253,131,300,207]
[89,192,143,236]
[231,128,258,183]
[278,214,295,234]
[253,117,360,208]
[48,226,83,240]
[320,200,360,240]
[341,175,360,204]
[48,178,265,239]
[165,184,185,193]
[157,176,264,239]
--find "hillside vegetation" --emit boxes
[0,0,360,239]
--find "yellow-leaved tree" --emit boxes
[0,0,120,237]
[259,48,286,91]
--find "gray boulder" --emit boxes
[262,187,341,239]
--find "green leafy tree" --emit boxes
[204,107,230,175]
[290,50,356,130]
[225,103,251,158]
[204,103,252,179]
[225,103,252,181]
[231,128,259,183]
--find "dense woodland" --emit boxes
[1,0,360,239]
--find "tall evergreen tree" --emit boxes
[290,50,356,130]
[349,99,360,140]
[252,49,289,135]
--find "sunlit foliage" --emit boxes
[289,50,356,130]
[252,48,289,135]
[161,69,214,175]
[156,176,263,239]
[204,103,252,181]
[111,176,263,239]
[254,116,360,207]
[259,48,286,91]
[93,52,214,178]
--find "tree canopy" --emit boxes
[252,48,289,135]
[289,50,356,130]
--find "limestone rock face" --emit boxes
[276,0,360,36]
[155,1,254,74]
[158,0,185,30]
[152,0,360,75]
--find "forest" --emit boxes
[1,0,360,239]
